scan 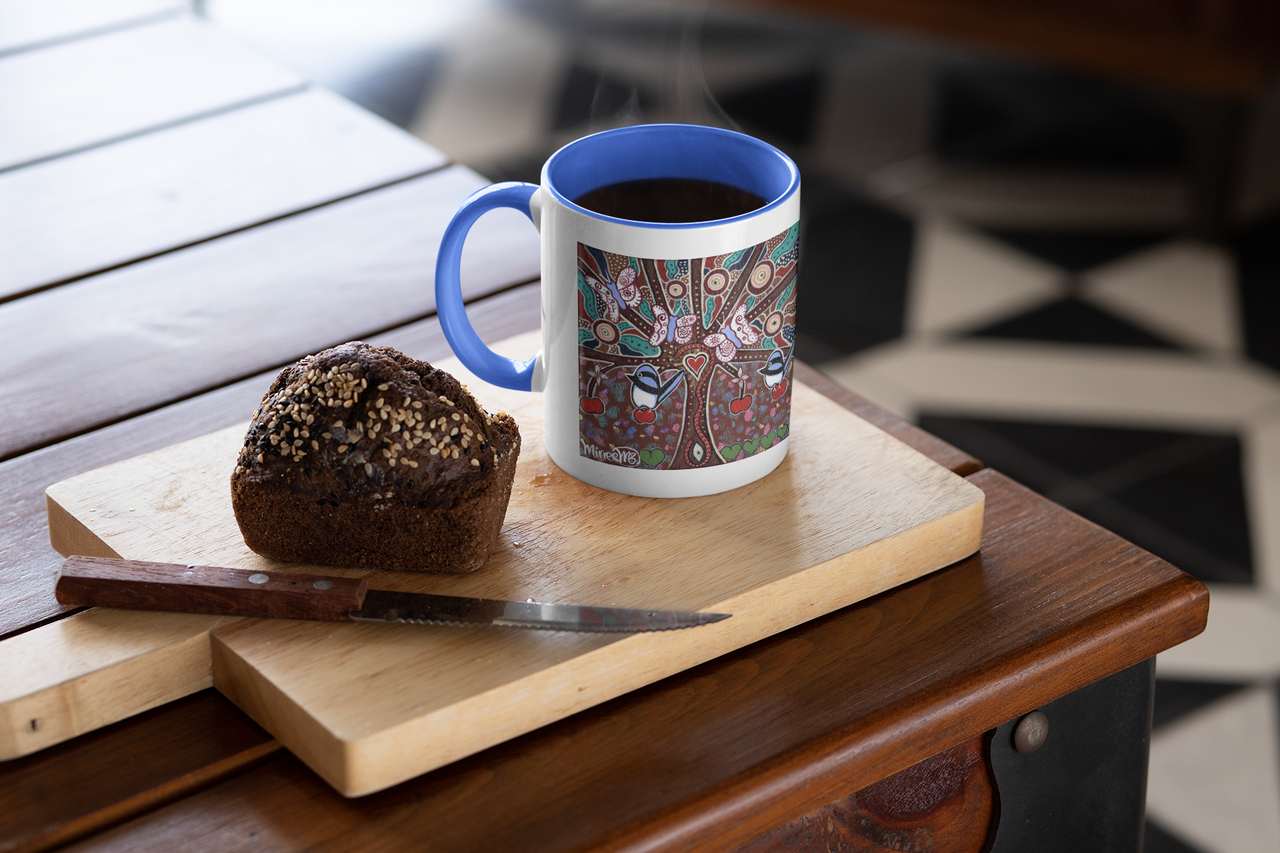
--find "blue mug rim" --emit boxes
[543,123,800,230]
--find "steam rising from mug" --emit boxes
[579,0,741,134]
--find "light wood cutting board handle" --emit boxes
[56,556,368,621]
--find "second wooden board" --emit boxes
[30,335,984,795]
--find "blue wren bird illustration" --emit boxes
[758,348,793,390]
[626,364,684,410]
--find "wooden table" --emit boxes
[0,5,1208,852]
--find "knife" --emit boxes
[55,556,730,633]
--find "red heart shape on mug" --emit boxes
[580,396,605,414]
[729,395,752,414]
[771,379,788,400]
[684,354,707,374]
[634,407,656,423]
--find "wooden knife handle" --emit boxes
[56,556,368,621]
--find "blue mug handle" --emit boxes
[434,181,541,391]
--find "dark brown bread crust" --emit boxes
[230,342,520,573]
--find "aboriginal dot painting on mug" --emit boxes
[577,223,798,471]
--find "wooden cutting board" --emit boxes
[5,333,984,796]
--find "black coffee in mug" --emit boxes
[574,177,766,223]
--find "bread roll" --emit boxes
[231,342,520,573]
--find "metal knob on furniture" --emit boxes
[1013,710,1049,754]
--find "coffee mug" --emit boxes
[435,123,800,498]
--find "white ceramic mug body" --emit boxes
[436,124,800,498]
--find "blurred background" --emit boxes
[196,1,1280,850]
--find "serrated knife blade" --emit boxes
[55,556,730,633]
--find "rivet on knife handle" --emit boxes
[56,556,368,621]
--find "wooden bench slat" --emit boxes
[0,0,183,57]
[0,15,304,171]
[0,166,540,462]
[0,87,446,300]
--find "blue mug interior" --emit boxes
[544,124,799,226]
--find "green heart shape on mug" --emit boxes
[778,423,789,439]
[721,444,742,461]
[639,448,665,468]
[743,438,761,456]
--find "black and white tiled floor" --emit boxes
[206,1,1280,848]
